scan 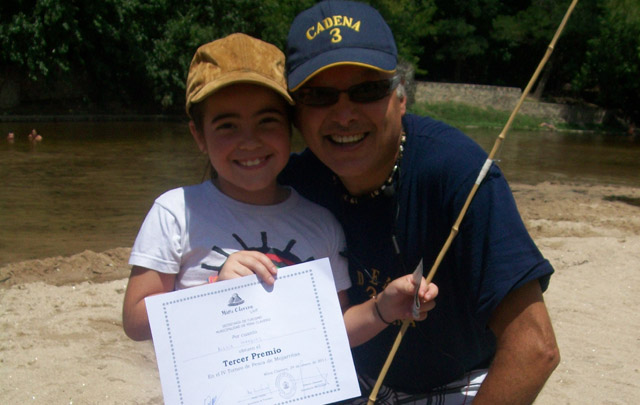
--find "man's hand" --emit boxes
[343,274,438,347]
[377,274,438,323]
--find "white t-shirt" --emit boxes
[129,181,351,292]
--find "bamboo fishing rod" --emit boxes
[367,0,580,403]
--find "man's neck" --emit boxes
[341,132,405,198]
[341,159,397,197]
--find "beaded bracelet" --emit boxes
[374,296,392,325]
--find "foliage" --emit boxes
[490,0,574,87]
[419,0,502,83]
[0,0,316,112]
[0,0,638,126]
[1,0,163,107]
[572,0,640,124]
[144,0,316,110]
[368,0,437,73]
[1,0,82,79]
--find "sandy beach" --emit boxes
[1,181,639,404]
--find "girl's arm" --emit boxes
[340,275,438,348]
[122,266,176,341]
[122,251,276,342]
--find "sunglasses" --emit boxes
[293,76,401,107]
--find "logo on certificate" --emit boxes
[276,371,296,399]
[227,293,245,306]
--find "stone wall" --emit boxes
[415,81,606,125]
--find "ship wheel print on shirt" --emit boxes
[200,231,314,272]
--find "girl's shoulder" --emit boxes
[154,182,212,208]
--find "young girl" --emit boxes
[122,33,436,346]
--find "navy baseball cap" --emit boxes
[286,0,398,92]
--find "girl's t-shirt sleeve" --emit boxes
[129,200,183,274]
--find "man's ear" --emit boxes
[189,121,206,153]
[399,89,407,116]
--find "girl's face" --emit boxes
[190,84,291,205]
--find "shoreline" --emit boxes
[1,181,639,403]
[2,105,632,134]
[0,114,186,123]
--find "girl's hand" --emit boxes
[217,251,278,285]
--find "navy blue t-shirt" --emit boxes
[280,114,553,393]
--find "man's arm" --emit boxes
[474,280,560,404]
[342,275,438,348]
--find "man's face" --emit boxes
[294,65,406,195]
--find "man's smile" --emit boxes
[327,133,367,145]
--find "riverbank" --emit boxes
[411,101,632,134]
[1,181,639,404]
[3,97,633,134]
[0,114,185,123]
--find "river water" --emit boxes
[1,121,638,266]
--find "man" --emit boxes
[280,1,560,404]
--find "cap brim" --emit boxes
[288,48,397,91]
[189,71,294,112]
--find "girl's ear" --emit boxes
[189,121,206,153]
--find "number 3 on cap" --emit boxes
[330,28,342,43]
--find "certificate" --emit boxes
[146,258,360,404]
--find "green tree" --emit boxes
[573,0,640,125]
[0,0,317,112]
[0,0,161,109]
[490,0,591,98]
[141,0,437,111]
[143,0,316,111]
[420,0,503,82]
[0,0,83,79]
[3,0,635,124]
[368,0,437,72]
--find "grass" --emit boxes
[409,101,622,133]
[410,101,542,130]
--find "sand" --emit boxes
[1,181,639,404]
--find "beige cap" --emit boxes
[185,33,294,115]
